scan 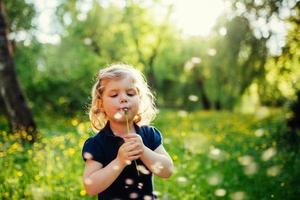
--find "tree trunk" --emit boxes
[196,77,211,110]
[0,0,37,143]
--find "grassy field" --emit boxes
[0,110,299,200]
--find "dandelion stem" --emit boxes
[124,110,140,176]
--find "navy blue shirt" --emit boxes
[82,122,162,200]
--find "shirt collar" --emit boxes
[102,121,141,138]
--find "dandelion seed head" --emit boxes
[114,112,123,120]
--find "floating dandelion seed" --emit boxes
[261,147,277,161]
[207,173,222,185]
[215,188,226,197]
[219,27,227,36]
[83,152,93,160]
[83,37,92,45]
[125,178,134,185]
[177,176,188,184]
[210,148,221,156]
[191,57,201,64]
[137,165,150,175]
[208,48,217,56]
[113,165,120,171]
[151,162,164,174]
[125,160,132,165]
[267,165,282,177]
[178,110,188,117]
[244,162,258,175]
[230,191,246,200]
[254,128,264,137]
[129,192,138,199]
[238,155,253,166]
[143,195,152,200]
[84,178,93,185]
[209,147,224,160]
[188,95,199,102]
[138,182,144,189]
[184,61,194,71]
[153,191,160,197]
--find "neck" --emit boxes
[109,120,136,136]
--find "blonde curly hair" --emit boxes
[89,64,157,132]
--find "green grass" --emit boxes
[1,110,299,199]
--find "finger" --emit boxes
[128,149,142,157]
[128,155,141,160]
[123,134,138,139]
[127,143,141,152]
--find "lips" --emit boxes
[120,106,129,111]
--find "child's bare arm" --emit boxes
[123,134,174,178]
[83,141,142,195]
[140,144,174,178]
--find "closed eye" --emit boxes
[127,89,137,96]
[127,93,135,96]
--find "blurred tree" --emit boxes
[124,1,173,88]
[0,0,37,142]
[210,16,268,109]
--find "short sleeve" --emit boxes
[82,137,104,164]
[144,126,163,151]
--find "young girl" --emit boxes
[82,64,173,199]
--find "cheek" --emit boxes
[102,98,115,109]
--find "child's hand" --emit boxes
[117,135,144,166]
[123,134,144,155]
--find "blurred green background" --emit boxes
[0,0,299,199]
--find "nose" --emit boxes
[119,93,128,103]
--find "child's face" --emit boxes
[100,76,140,123]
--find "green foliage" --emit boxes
[1,110,299,199]
[4,0,35,31]
[5,0,300,115]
